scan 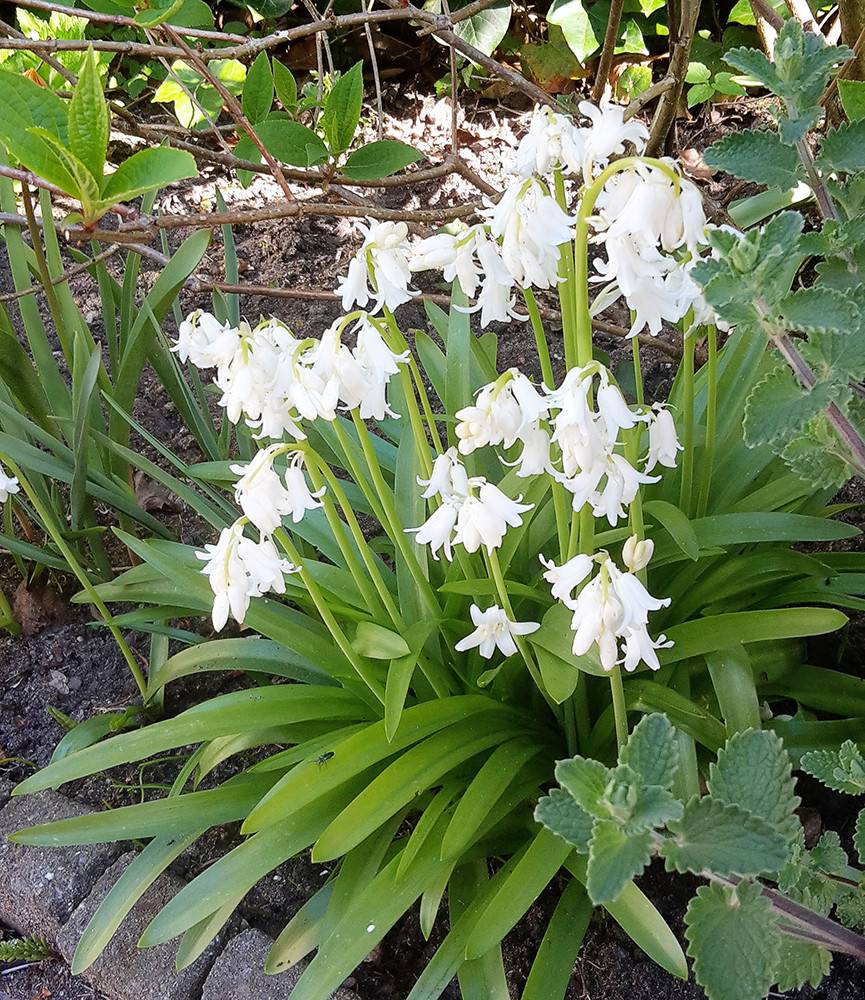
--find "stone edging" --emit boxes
[0,784,360,1000]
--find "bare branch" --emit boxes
[592,0,626,102]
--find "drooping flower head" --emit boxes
[336,219,417,314]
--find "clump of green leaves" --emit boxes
[0,47,196,226]
[0,935,51,963]
[232,54,422,183]
[693,19,865,489]
[536,715,865,1000]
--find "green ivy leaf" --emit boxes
[342,140,422,180]
[707,729,801,850]
[684,881,781,1000]
[817,120,865,174]
[254,120,328,167]
[800,741,865,794]
[320,62,363,155]
[619,713,678,790]
[242,52,274,126]
[743,366,837,449]
[704,129,800,188]
[585,820,653,905]
[554,756,610,816]
[534,788,593,853]
[548,0,599,63]
[661,797,789,876]
[839,79,865,123]
[273,61,298,112]
[453,0,512,58]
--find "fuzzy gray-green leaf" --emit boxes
[586,820,653,905]
[661,797,789,876]
[685,880,780,1000]
[619,713,678,789]
[705,130,800,188]
[707,729,801,849]
[534,788,593,853]
[554,756,610,816]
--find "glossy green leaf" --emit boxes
[255,119,328,167]
[100,147,197,203]
[68,47,108,181]
[342,140,422,180]
[242,51,273,125]
[320,62,363,154]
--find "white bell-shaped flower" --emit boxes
[454,482,533,554]
[336,219,416,314]
[513,106,585,178]
[578,98,649,179]
[0,466,19,504]
[644,404,683,472]
[231,446,324,535]
[455,603,540,659]
[173,310,239,370]
[539,552,594,605]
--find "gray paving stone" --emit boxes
[0,792,123,943]
[201,928,361,1000]
[56,851,230,1000]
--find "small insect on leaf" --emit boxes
[316,751,335,766]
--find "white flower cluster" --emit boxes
[409,449,533,562]
[195,446,323,631]
[542,537,672,672]
[174,309,408,440]
[451,365,680,526]
[590,162,710,337]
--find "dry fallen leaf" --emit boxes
[133,471,182,514]
[13,582,68,637]
[679,147,716,181]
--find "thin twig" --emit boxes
[162,25,296,204]
[592,0,626,102]
[13,0,249,42]
[0,244,122,303]
[416,0,502,35]
[0,163,139,221]
[0,16,77,86]
[364,0,385,140]
[624,74,675,120]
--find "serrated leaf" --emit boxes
[255,119,328,167]
[554,756,610,816]
[661,797,789,876]
[800,741,865,794]
[743,366,836,449]
[68,47,108,181]
[707,729,801,850]
[684,881,780,1000]
[242,52,273,126]
[342,140,422,180]
[723,46,782,94]
[775,935,832,992]
[619,713,678,789]
[603,765,684,833]
[781,430,852,489]
[585,820,653,905]
[818,120,865,174]
[836,883,865,931]
[839,79,865,123]
[705,130,800,188]
[320,62,363,154]
[810,830,849,876]
[534,788,593,852]
[779,287,863,337]
[855,808,865,865]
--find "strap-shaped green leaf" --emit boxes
[13,686,368,794]
[521,877,592,1000]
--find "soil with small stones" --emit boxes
[1,85,865,1000]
